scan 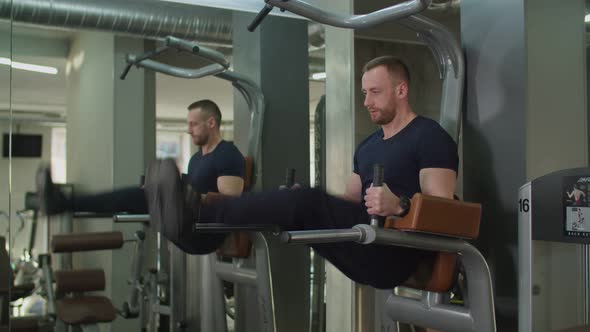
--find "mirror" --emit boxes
[0,1,11,330]
[3,1,324,331]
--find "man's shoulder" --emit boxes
[218,140,241,152]
[217,141,245,158]
[412,115,443,131]
[411,116,454,141]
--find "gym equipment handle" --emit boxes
[285,168,296,187]
[247,3,274,32]
[370,164,384,226]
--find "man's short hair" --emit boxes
[187,99,222,129]
[362,56,411,85]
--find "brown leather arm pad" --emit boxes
[52,231,124,253]
[385,193,481,239]
[55,269,105,294]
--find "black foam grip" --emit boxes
[372,164,384,187]
[120,63,133,80]
[285,168,296,187]
[247,4,274,32]
[370,164,384,225]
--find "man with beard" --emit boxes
[42,56,459,289]
[36,99,245,217]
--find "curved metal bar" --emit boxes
[282,224,495,332]
[262,1,463,142]
[127,55,226,79]
[357,225,496,332]
[399,15,464,141]
[124,39,266,190]
[166,36,230,69]
[265,0,432,29]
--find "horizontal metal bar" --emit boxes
[194,223,280,233]
[214,261,258,286]
[113,214,150,223]
[73,212,113,219]
[281,228,365,244]
[358,225,471,253]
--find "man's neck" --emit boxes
[200,135,222,155]
[381,106,416,140]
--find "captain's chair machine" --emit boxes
[245,0,495,331]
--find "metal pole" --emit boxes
[583,243,589,324]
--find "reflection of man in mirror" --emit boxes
[567,184,586,205]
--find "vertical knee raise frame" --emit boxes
[282,194,495,332]
[123,37,269,332]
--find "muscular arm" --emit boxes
[419,168,457,199]
[217,176,244,197]
[343,173,362,203]
[365,167,457,216]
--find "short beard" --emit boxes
[374,112,396,125]
[194,135,208,147]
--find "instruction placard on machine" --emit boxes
[563,175,590,237]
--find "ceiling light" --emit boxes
[586,14,590,23]
[312,72,326,80]
[0,57,58,75]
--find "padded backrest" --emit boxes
[217,232,252,258]
[216,156,254,258]
[402,252,458,292]
[385,194,482,292]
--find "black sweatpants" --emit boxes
[171,187,428,289]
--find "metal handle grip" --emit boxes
[281,228,364,244]
[285,168,296,187]
[194,223,280,233]
[247,4,274,32]
[120,63,133,80]
[165,36,229,68]
[370,164,384,226]
[113,214,150,223]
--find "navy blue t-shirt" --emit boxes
[186,140,245,193]
[353,116,458,201]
